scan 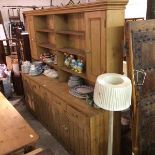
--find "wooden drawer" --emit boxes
[66,105,87,129]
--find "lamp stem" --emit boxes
[107,111,114,155]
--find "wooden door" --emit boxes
[66,105,90,155]
[52,95,67,144]
[22,76,29,107]
[85,11,106,82]
[39,89,52,129]
[27,16,38,60]
[23,78,35,113]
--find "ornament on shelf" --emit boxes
[64,53,71,67]
[64,53,85,73]
[70,55,77,70]
[77,59,84,73]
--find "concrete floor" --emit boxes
[10,96,70,155]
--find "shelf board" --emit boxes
[59,66,86,79]
[36,28,54,33]
[57,48,85,58]
[38,43,56,50]
[56,30,84,36]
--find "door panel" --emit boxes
[85,11,106,82]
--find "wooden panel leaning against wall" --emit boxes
[23,1,128,155]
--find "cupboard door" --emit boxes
[85,11,106,82]
[27,16,38,60]
[39,89,52,129]
[67,120,89,155]
[25,80,35,113]
[66,106,90,155]
[22,77,30,108]
[52,97,67,144]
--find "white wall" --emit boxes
[125,0,147,19]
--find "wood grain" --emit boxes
[0,92,39,154]
[22,73,105,155]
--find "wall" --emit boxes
[125,0,147,19]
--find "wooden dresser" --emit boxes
[23,1,128,155]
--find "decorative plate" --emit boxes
[69,89,86,99]
[73,85,94,95]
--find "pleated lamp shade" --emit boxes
[94,73,132,111]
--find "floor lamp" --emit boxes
[94,73,132,155]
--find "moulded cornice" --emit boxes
[24,0,128,16]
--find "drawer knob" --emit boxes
[64,126,68,131]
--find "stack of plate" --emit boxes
[29,64,43,76]
[43,69,58,79]
[21,61,31,74]
[68,75,83,88]
[69,85,94,99]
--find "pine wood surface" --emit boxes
[22,73,102,116]
[36,28,54,33]
[0,92,39,155]
[22,73,108,155]
[56,30,85,36]
[24,1,128,16]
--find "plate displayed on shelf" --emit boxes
[69,85,94,99]
[73,85,94,95]
[69,89,86,99]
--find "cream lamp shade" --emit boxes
[94,73,132,111]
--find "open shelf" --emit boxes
[36,28,54,33]
[57,48,85,58]
[38,43,56,50]
[59,66,86,79]
[56,30,84,36]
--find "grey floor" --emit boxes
[9,96,70,155]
